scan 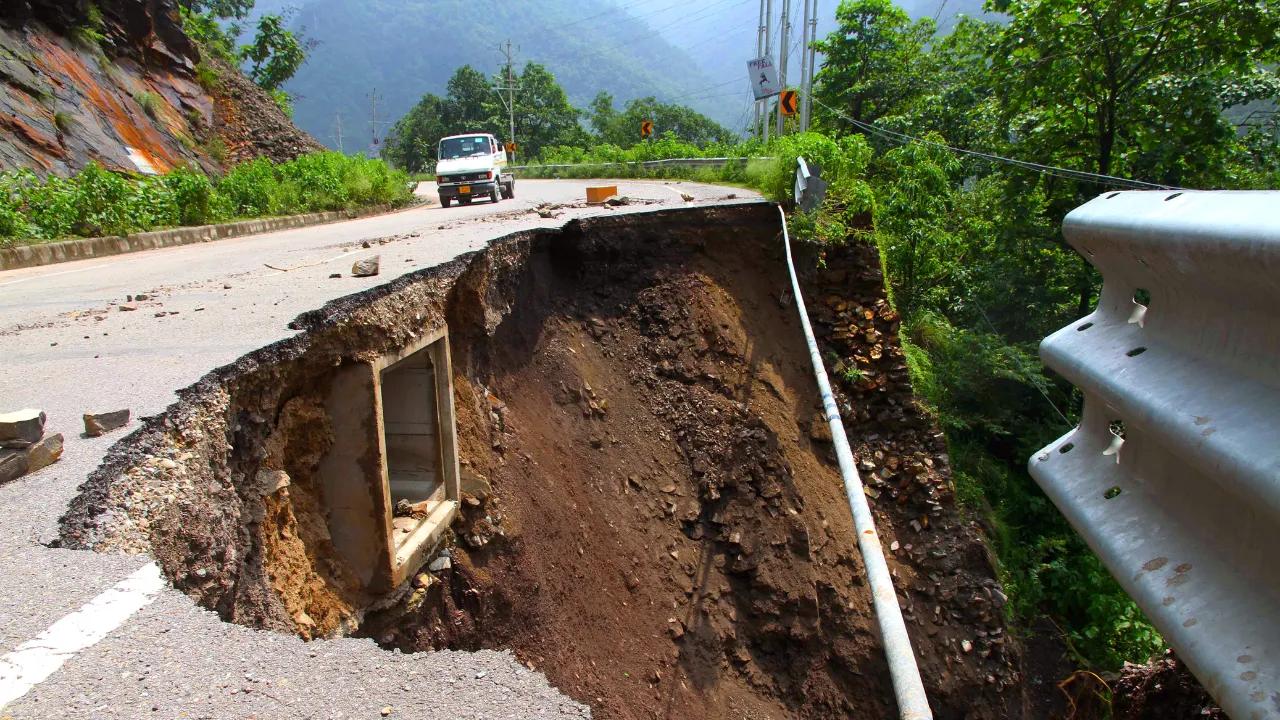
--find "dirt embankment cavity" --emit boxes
[62,203,1028,719]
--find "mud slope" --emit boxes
[62,203,1024,719]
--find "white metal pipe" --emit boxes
[777,202,934,720]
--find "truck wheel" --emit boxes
[440,196,451,208]
[460,197,471,205]
[503,181,515,199]
[490,188,501,203]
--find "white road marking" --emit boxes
[0,263,108,288]
[0,562,165,709]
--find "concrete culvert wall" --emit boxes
[61,203,1027,719]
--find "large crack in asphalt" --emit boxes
[58,202,1028,719]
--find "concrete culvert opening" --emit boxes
[61,204,1024,719]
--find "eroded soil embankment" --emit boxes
[62,203,1025,719]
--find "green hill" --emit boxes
[276,0,747,150]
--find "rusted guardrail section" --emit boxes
[1030,190,1280,720]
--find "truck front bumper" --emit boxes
[438,181,498,200]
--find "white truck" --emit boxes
[434,133,515,208]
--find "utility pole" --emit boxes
[776,0,791,137]
[798,0,811,133]
[801,0,818,131]
[334,112,344,153]
[755,0,766,140]
[368,90,382,153]
[763,0,773,143]
[496,40,518,163]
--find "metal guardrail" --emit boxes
[508,157,767,172]
[1030,190,1280,720]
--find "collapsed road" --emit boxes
[1,183,1024,718]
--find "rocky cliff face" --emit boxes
[0,0,321,177]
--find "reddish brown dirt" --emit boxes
[362,212,1024,719]
[1108,652,1226,720]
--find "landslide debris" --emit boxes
[61,204,1029,719]
[363,206,1023,719]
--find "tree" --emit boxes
[590,95,736,148]
[382,94,449,172]
[812,0,937,130]
[588,92,619,138]
[445,65,501,134]
[990,0,1280,189]
[511,62,587,158]
[177,0,253,20]
[240,14,307,92]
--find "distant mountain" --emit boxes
[268,0,1002,151]
[272,0,747,150]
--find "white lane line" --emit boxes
[0,263,107,288]
[0,562,165,709]
[632,181,689,201]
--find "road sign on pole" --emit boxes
[747,57,781,100]
[641,120,654,139]
[780,89,799,117]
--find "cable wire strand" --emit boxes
[810,96,1183,190]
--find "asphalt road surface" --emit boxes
[0,179,759,719]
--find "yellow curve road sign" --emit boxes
[780,90,799,117]
[641,120,654,138]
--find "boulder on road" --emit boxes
[352,256,381,277]
[0,450,29,484]
[26,433,63,473]
[84,409,131,437]
[0,408,46,446]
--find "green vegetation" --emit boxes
[261,0,747,147]
[797,0,1277,673]
[178,0,309,108]
[70,3,108,51]
[194,60,221,90]
[588,94,737,148]
[383,64,587,170]
[240,14,307,93]
[52,112,75,135]
[384,65,739,172]
[134,91,161,119]
[0,153,412,245]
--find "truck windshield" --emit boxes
[439,136,491,160]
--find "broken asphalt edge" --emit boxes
[55,200,774,552]
[0,200,426,272]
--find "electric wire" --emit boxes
[810,96,1183,190]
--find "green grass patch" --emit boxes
[134,91,161,120]
[0,152,413,246]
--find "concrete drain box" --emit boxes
[318,328,460,592]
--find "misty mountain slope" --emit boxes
[278,0,746,149]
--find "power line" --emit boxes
[811,95,1182,190]
[931,0,949,23]
[607,0,752,49]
